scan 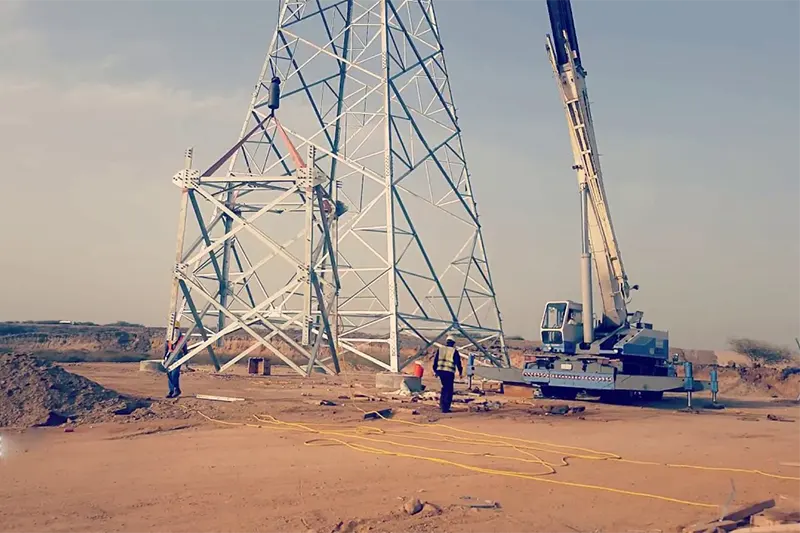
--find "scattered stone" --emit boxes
[469,401,502,413]
[549,404,571,415]
[452,397,475,404]
[332,520,363,533]
[527,404,584,416]
[403,498,423,515]
[480,380,503,393]
[767,414,794,422]
[421,502,441,516]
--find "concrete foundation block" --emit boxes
[375,372,423,392]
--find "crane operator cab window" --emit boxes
[542,302,567,330]
[540,301,582,354]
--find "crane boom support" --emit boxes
[545,0,630,329]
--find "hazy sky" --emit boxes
[1,0,798,350]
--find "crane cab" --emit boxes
[540,300,588,355]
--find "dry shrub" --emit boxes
[728,338,792,365]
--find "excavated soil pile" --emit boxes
[0,353,153,427]
[717,365,800,399]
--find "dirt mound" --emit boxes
[717,365,800,399]
[0,353,152,427]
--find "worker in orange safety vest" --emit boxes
[432,335,463,413]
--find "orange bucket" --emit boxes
[412,361,424,378]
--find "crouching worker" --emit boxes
[163,331,188,398]
[432,335,463,413]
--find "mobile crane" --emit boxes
[534,0,672,400]
[469,0,713,403]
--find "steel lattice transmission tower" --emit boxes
[164,0,508,376]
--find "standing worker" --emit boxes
[432,335,463,413]
[163,331,188,398]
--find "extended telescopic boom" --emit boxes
[545,0,634,332]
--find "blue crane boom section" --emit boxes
[546,0,583,73]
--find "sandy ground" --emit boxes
[1,363,799,533]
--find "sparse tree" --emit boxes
[729,337,792,365]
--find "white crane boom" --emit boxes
[544,0,632,331]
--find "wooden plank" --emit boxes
[195,394,245,402]
[723,500,776,522]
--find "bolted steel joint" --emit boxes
[174,263,190,277]
[172,168,201,189]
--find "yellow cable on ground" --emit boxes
[346,398,800,482]
[614,458,800,481]
[253,414,557,474]
[193,408,716,509]
[186,399,797,511]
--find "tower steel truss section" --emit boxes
[164,0,508,375]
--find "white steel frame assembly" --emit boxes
[164,0,508,376]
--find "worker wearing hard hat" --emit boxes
[163,331,188,398]
[432,335,463,413]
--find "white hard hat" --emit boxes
[445,335,455,342]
